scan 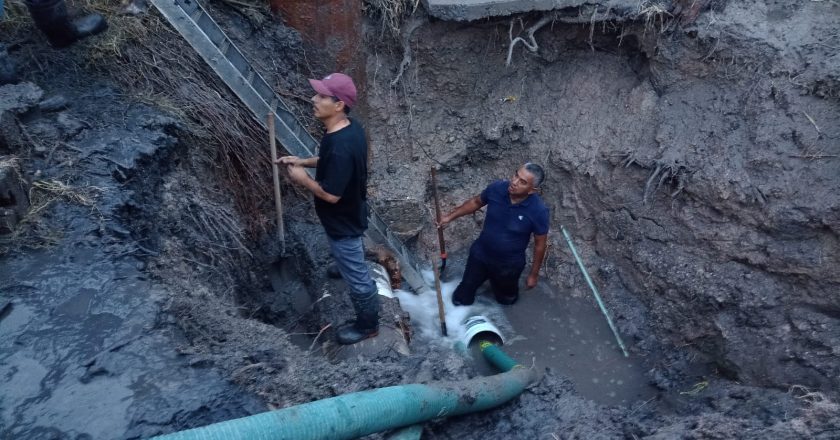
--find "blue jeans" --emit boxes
[327,235,376,298]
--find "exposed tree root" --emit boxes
[637,1,672,36]
[390,16,426,87]
[506,13,557,67]
[365,0,421,39]
[642,160,687,204]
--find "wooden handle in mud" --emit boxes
[268,113,285,254]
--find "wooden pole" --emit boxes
[268,112,285,255]
[432,255,448,336]
[431,167,447,273]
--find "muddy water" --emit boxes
[396,269,656,406]
[2,245,264,438]
[267,260,314,350]
[0,96,263,438]
[503,282,658,406]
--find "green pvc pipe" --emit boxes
[383,341,520,440]
[561,225,630,357]
[152,346,537,440]
[479,341,520,372]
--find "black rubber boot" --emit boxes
[26,0,107,48]
[336,291,380,345]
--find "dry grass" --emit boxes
[788,385,840,436]
[69,0,287,238]
[0,0,32,37]
[1,0,334,281]
[636,1,672,35]
[0,177,103,254]
[28,179,102,215]
[2,0,292,246]
[0,155,22,171]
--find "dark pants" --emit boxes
[452,247,526,306]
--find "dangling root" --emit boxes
[643,161,686,204]
[642,164,663,204]
[390,16,426,87]
[505,13,557,67]
[636,1,672,35]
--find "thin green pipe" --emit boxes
[479,341,520,372]
[561,225,630,357]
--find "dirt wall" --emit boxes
[364,0,840,393]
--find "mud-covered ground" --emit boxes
[2,0,839,438]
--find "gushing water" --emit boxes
[394,269,510,346]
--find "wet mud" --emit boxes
[0,84,264,438]
[2,0,840,439]
[503,284,661,406]
[398,263,659,407]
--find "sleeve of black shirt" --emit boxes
[318,151,353,198]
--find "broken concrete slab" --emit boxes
[422,0,640,22]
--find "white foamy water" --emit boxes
[394,269,510,346]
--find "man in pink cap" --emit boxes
[277,73,379,345]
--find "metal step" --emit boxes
[150,0,426,292]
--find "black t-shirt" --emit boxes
[314,118,369,238]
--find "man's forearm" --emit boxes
[443,196,484,222]
[301,156,319,168]
[529,237,547,277]
[299,173,339,203]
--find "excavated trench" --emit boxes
[365,6,840,394]
[2,0,839,438]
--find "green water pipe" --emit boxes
[480,341,521,372]
[152,345,536,440]
[561,225,630,357]
[382,342,522,440]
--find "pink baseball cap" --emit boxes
[308,73,357,109]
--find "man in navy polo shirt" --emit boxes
[278,73,379,345]
[439,163,549,306]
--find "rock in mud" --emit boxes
[38,95,69,113]
[0,82,43,114]
[56,111,86,138]
[0,110,23,153]
[0,82,44,153]
[0,160,29,234]
[0,46,17,86]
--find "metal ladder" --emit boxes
[150,0,427,292]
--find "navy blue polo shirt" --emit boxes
[472,180,549,265]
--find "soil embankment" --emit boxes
[366,0,839,395]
